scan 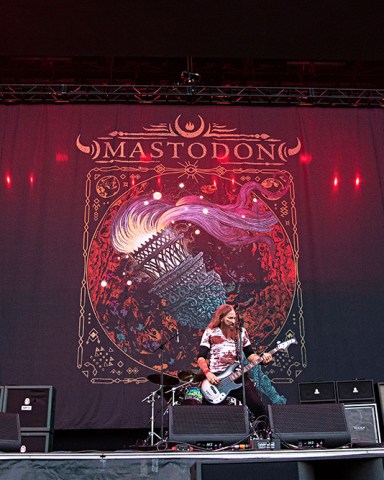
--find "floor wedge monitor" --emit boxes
[268,403,351,448]
[169,405,249,446]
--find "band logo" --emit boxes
[76,114,301,164]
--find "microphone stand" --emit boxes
[235,309,247,411]
[152,331,177,442]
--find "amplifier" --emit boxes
[3,386,56,431]
[336,380,375,403]
[343,403,381,445]
[299,381,336,403]
[20,432,53,453]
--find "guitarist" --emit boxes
[197,303,272,419]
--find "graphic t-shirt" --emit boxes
[199,327,251,373]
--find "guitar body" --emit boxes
[200,338,297,404]
[200,362,242,404]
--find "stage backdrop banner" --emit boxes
[0,105,384,430]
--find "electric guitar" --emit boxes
[200,338,297,404]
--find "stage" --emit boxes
[0,446,384,480]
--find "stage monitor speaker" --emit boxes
[169,405,249,446]
[0,413,21,452]
[3,386,56,431]
[299,381,336,403]
[268,403,351,448]
[343,403,381,446]
[20,432,53,453]
[336,380,375,403]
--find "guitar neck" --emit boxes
[231,345,281,381]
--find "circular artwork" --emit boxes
[86,176,296,376]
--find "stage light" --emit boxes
[179,183,185,189]
[100,280,107,287]
[333,176,339,188]
[300,152,312,164]
[181,71,201,84]
[29,174,34,186]
[5,174,11,187]
[354,175,361,188]
[55,152,68,162]
[153,191,162,200]
[202,208,209,215]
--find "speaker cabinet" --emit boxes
[0,413,21,452]
[299,381,336,403]
[3,386,56,431]
[343,403,381,445]
[169,405,249,445]
[336,380,375,403]
[20,432,53,453]
[376,382,384,433]
[268,403,351,448]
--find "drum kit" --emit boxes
[142,369,205,445]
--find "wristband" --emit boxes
[203,368,210,375]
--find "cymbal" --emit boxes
[147,373,179,386]
[178,369,205,383]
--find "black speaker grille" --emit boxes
[3,386,55,431]
[299,382,336,403]
[336,380,375,402]
[344,403,381,444]
[270,403,348,432]
[0,413,21,452]
[268,403,351,448]
[169,405,249,445]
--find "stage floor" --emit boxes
[0,446,384,480]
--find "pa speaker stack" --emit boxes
[299,379,381,446]
[2,385,56,453]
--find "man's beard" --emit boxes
[221,324,238,340]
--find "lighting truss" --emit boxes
[1,84,384,107]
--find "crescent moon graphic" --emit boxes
[288,137,302,156]
[174,115,205,138]
[76,135,91,154]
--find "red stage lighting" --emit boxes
[300,152,312,164]
[29,174,34,186]
[56,152,68,162]
[333,175,339,188]
[5,173,11,187]
[354,175,361,188]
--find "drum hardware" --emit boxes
[141,388,162,446]
[147,373,179,386]
[164,381,190,406]
[177,369,205,383]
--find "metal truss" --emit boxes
[1,83,384,107]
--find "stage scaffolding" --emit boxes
[1,84,384,107]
